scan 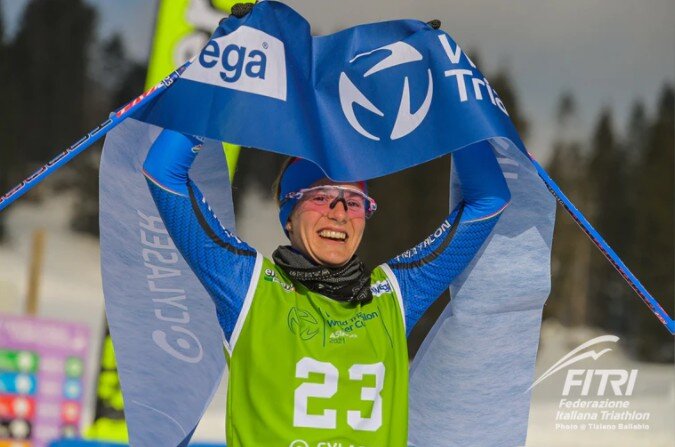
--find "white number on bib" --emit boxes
[294,358,339,429]
[293,357,385,431]
[347,362,385,431]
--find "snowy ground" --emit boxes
[0,192,108,426]
[0,190,673,446]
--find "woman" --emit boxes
[142,129,510,446]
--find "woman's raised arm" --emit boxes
[143,129,261,344]
[383,140,511,336]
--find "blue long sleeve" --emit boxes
[143,129,258,343]
[385,141,510,335]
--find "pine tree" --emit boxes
[489,68,529,141]
[625,101,648,165]
[468,52,529,141]
[546,92,591,326]
[70,35,148,236]
[0,0,4,43]
[586,109,632,333]
[629,85,674,361]
[10,0,96,165]
[622,101,648,267]
[0,0,8,242]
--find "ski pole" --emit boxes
[0,60,192,213]
[528,155,675,335]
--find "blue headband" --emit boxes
[277,158,367,236]
[278,158,328,233]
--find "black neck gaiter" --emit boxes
[272,245,372,303]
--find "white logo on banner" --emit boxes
[184,26,287,101]
[339,41,433,141]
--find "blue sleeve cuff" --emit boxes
[452,140,511,222]
[142,129,204,196]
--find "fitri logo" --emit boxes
[339,41,433,141]
[528,335,639,397]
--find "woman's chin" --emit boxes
[313,250,351,267]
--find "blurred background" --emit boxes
[0,0,672,446]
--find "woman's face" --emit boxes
[285,179,367,267]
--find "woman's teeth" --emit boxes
[319,230,347,240]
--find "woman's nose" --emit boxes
[328,198,348,221]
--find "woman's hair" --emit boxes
[271,156,296,207]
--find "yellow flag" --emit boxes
[85,332,129,442]
[146,0,242,179]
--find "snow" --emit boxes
[0,192,107,427]
[0,191,672,446]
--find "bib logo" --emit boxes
[288,307,320,341]
[264,268,295,292]
[184,26,287,101]
[370,280,392,297]
[289,441,309,447]
[339,41,433,141]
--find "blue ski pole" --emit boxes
[528,155,675,335]
[0,60,192,213]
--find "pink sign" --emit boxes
[0,314,89,447]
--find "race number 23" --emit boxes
[293,357,385,432]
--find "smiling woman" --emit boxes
[284,183,367,263]
[274,158,374,267]
[142,125,510,446]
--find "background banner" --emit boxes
[100,120,235,447]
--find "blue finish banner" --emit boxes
[133,0,525,181]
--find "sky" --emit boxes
[2,0,674,160]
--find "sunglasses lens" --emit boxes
[290,186,376,218]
